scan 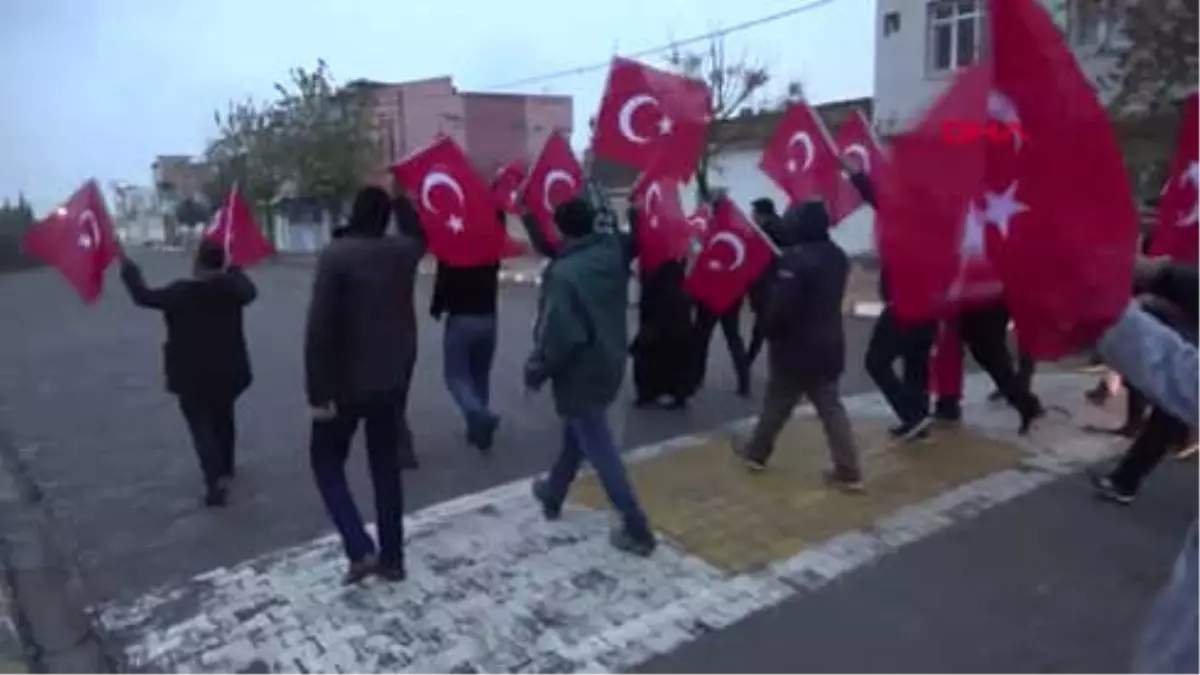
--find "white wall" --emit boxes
[678,147,877,257]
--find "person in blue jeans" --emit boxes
[304,187,425,585]
[522,197,656,556]
[429,212,504,451]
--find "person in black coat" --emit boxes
[119,240,257,507]
[734,200,863,491]
[746,197,786,369]
[631,256,696,408]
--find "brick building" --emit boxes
[355,76,573,186]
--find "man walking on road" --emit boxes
[119,239,257,507]
[734,200,863,492]
[526,198,657,556]
[304,186,425,585]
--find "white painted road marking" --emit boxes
[93,373,1125,673]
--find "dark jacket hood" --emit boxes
[780,200,832,246]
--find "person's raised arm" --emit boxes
[119,256,180,310]
[224,266,258,307]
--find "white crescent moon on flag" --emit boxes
[1177,162,1199,227]
[420,172,466,213]
[543,169,577,213]
[644,182,664,227]
[78,210,101,249]
[618,94,659,144]
[787,132,815,172]
[843,143,870,174]
[706,231,746,271]
[688,215,708,231]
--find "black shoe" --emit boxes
[822,469,866,494]
[342,555,378,585]
[1090,472,1135,505]
[934,399,962,425]
[889,417,933,442]
[204,484,228,508]
[376,565,407,583]
[736,375,751,398]
[1018,402,1045,435]
[531,479,561,520]
[609,526,657,557]
[477,414,499,452]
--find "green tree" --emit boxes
[665,36,771,200]
[271,59,377,221]
[205,98,287,216]
[0,193,39,271]
[1100,0,1197,117]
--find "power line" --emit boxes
[482,0,843,91]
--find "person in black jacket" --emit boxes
[746,197,786,369]
[734,200,863,491]
[430,211,504,450]
[844,170,938,441]
[304,186,425,585]
[119,240,257,507]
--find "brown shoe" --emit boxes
[342,555,378,586]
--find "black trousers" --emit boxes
[694,300,750,389]
[865,309,936,425]
[747,312,767,368]
[957,305,1041,417]
[1109,407,1192,494]
[178,395,236,489]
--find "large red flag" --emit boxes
[1148,92,1198,263]
[630,163,692,272]
[23,179,119,303]
[392,136,519,267]
[759,98,843,209]
[592,57,711,181]
[683,196,777,314]
[876,65,999,323]
[830,109,888,223]
[491,158,526,214]
[521,132,584,252]
[205,184,274,268]
[985,0,1138,358]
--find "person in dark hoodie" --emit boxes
[429,211,504,450]
[734,199,864,491]
[844,170,938,441]
[119,240,257,507]
[525,197,657,556]
[746,197,786,368]
[304,185,425,585]
[629,207,696,409]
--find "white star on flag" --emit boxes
[446,215,465,233]
[982,181,1028,238]
[657,116,673,136]
[959,202,988,260]
[78,233,94,249]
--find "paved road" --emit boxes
[0,250,877,607]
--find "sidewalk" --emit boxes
[88,370,1130,673]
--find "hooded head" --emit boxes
[751,197,777,227]
[554,197,596,239]
[779,199,832,246]
[345,186,393,237]
[193,238,226,276]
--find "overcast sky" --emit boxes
[0,0,874,213]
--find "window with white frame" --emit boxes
[926,0,983,75]
[1068,0,1119,47]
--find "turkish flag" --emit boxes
[683,196,777,314]
[205,184,274,268]
[985,0,1138,358]
[830,109,888,223]
[592,57,711,181]
[759,98,843,209]
[686,202,713,236]
[1148,92,1198,263]
[392,136,519,267]
[876,64,1000,324]
[491,158,526,214]
[630,163,692,272]
[521,131,584,252]
[23,179,119,303]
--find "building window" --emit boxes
[1068,0,1118,47]
[926,0,982,75]
[883,11,901,37]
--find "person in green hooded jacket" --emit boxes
[522,197,657,556]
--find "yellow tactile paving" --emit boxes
[569,417,1026,573]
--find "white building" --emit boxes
[872,0,1122,136]
[109,183,166,246]
[591,97,879,257]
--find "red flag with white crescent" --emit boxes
[830,109,888,223]
[1148,92,1198,264]
[22,179,119,303]
[759,98,843,210]
[683,196,777,314]
[205,184,274,268]
[630,162,692,272]
[521,132,584,253]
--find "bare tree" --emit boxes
[665,36,770,200]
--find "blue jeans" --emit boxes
[542,409,652,541]
[310,394,405,569]
[1134,521,1198,673]
[443,314,498,432]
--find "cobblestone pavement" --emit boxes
[91,372,1136,672]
